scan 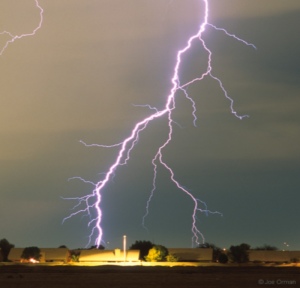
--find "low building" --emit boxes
[8,248,69,263]
[39,248,69,263]
[79,249,140,262]
[7,248,23,262]
[249,250,300,263]
[168,248,213,262]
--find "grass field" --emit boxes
[0,264,299,288]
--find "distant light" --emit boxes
[29,258,39,263]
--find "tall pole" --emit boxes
[123,235,127,262]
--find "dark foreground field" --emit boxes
[0,264,299,288]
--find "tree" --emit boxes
[21,247,41,262]
[228,243,250,263]
[166,254,179,262]
[218,253,229,264]
[145,245,168,262]
[198,242,215,249]
[89,245,105,250]
[254,244,278,251]
[58,245,67,248]
[69,249,80,262]
[129,240,154,261]
[0,238,15,262]
[198,242,225,263]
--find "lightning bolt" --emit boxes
[0,0,43,56]
[64,0,256,247]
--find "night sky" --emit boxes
[1,1,299,250]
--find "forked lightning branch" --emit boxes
[0,0,256,248]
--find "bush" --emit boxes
[69,250,80,262]
[71,254,80,262]
[218,253,228,264]
[145,245,168,262]
[166,254,179,262]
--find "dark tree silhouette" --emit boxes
[218,253,229,264]
[228,243,250,263]
[58,245,67,248]
[129,240,154,260]
[254,244,278,251]
[0,238,15,261]
[21,247,41,262]
[89,245,105,250]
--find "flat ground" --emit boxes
[0,264,299,288]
